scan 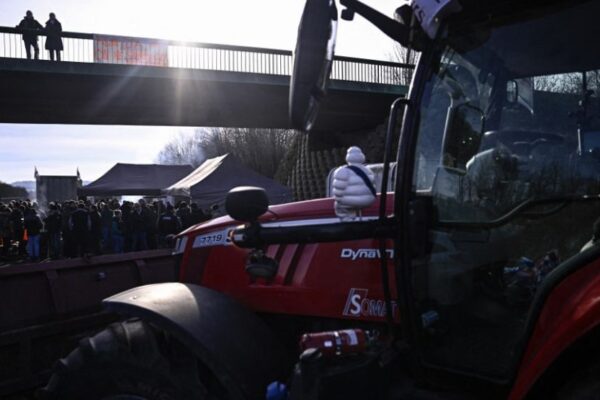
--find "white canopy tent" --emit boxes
[164,154,292,209]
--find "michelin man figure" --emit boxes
[332,146,377,220]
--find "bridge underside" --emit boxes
[0,58,406,131]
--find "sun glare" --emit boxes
[119,0,305,50]
[137,0,258,45]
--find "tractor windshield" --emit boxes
[410,1,600,380]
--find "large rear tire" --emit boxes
[39,319,226,400]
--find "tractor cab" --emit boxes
[409,0,600,384]
[286,0,600,397]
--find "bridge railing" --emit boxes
[0,28,93,63]
[0,27,414,85]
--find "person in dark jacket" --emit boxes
[99,202,113,252]
[140,200,158,250]
[130,203,148,251]
[61,201,76,257]
[44,203,62,259]
[158,205,181,248]
[69,203,90,257]
[16,10,43,60]
[111,210,124,253]
[190,202,210,225]
[44,13,63,61]
[9,205,25,256]
[88,205,102,255]
[24,208,43,261]
[121,201,132,252]
[0,204,10,257]
[176,201,193,230]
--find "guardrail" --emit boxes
[0,27,413,85]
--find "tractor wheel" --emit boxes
[39,319,227,400]
[556,363,600,400]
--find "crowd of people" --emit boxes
[0,198,212,264]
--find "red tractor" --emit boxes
[42,0,600,399]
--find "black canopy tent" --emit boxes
[79,163,194,197]
[164,154,292,208]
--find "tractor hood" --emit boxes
[179,194,393,238]
[173,194,392,256]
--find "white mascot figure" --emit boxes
[332,146,377,220]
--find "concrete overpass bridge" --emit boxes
[0,27,411,131]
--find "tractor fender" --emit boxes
[509,245,600,400]
[103,282,286,400]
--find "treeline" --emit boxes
[0,181,28,200]
[156,128,299,180]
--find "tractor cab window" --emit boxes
[410,1,600,380]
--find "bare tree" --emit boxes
[390,44,420,86]
[201,128,299,178]
[534,73,582,94]
[156,128,299,179]
[534,70,600,94]
[156,130,208,167]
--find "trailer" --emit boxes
[0,250,176,397]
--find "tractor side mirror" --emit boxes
[289,0,338,131]
[226,187,278,280]
[225,186,269,223]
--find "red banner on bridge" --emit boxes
[93,35,168,67]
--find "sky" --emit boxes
[0,0,399,184]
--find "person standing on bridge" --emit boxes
[45,13,63,61]
[16,10,43,60]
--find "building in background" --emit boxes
[35,168,82,209]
